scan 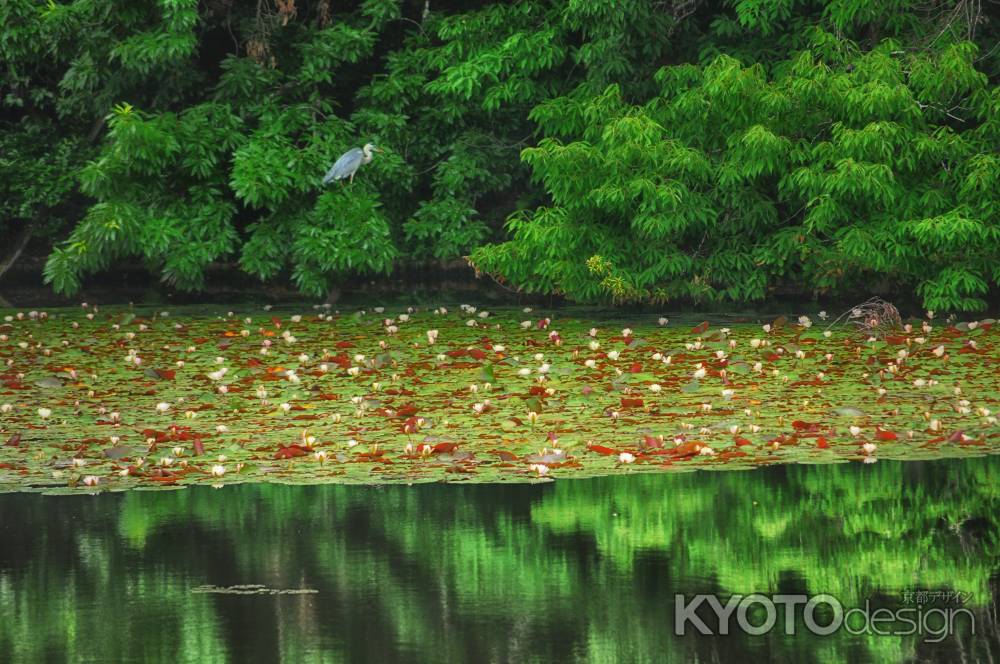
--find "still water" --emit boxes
[1,458,998,663]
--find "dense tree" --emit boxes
[471,2,1000,311]
[1,1,998,310]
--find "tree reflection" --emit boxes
[0,458,997,662]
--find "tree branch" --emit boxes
[0,221,33,283]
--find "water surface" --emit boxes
[1,457,998,662]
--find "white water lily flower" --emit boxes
[520,321,532,329]
[798,316,812,328]
[649,384,662,393]
[618,452,635,464]
[518,368,531,376]
[426,329,439,344]
[82,476,100,487]
[38,407,52,419]
[861,442,877,456]
[155,402,171,413]
[607,350,620,361]
[693,367,707,379]
[932,345,946,357]
[584,359,597,369]
[529,463,549,476]
[658,317,668,326]
[208,367,228,381]
[211,465,227,477]
[621,328,633,338]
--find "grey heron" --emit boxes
[322,143,382,185]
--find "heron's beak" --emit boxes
[375,147,384,153]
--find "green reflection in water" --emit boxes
[1,458,997,663]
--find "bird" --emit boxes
[322,143,382,185]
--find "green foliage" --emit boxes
[2,0,1000,310]
[472,6,1000,311]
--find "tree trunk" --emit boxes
[0,221,33,307]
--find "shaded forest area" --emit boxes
[2,1,999,310]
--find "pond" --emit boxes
[1,304,998,661]
[1,457,997,662]
[2,305,999,488]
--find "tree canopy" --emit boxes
[2,0,998,310]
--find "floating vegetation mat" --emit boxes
[1,305,998,492]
